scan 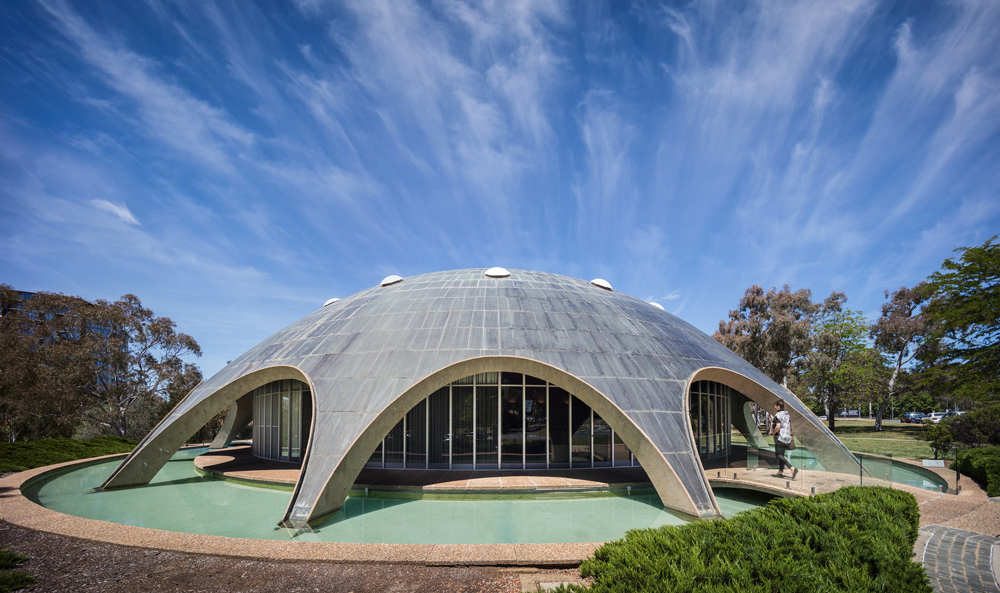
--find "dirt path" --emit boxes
[0,520,538,593]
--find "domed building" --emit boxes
[103,268,858,526]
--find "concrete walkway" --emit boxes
[920,525,1000,593]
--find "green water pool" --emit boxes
[25,451,774,544]
[748,447,949,492]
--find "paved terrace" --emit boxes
[1,446,998,592]
[193,446,654,493]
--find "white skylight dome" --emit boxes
[380,275,403,287]
[323,298,341,308]
[484,267,510,278]
[590,278,613,291]
[649,302,664,311]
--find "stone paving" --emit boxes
[920,525,1000,593]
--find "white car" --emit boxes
[925,412,947,423]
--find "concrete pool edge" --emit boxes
[2,456,603,566]
[3,454,958,566]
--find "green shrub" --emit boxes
[0,571,36,593]
[948,404,1000,446]
[562,486,929,593]
[922,422,953,459]
[0,436,136,474]
[957,446,1000,497]
[0,546,36,593]
[0,548,30,571]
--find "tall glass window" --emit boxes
[501,380,524,468]
[384,418,404,466]
[525,385,547,467]
[593,412,612,467]
[452,384,474,467]
[427,387,449,468]
[280,388,290,459]
[405,399,426,467]
[476,379,499,466]
[363,372,639,471]
[613,430,632,466]
[689,380,733,460]
[251,379,311,462]
[571,396,592,466]
[548,387,570,467]
[368,440,383,465]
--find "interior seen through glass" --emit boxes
[252,379,312,462]
[366,372,636,470]
[248,375,734,469]
[689,380,732,460]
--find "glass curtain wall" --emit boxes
[689,380,732,460]
[251,379,311,462]
[366,372,638,470]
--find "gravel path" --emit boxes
[0,520,544,593]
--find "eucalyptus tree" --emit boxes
[0,287,91,441]
[920,236,1000,403]
[870,283,935,431]
[714,285,831,385]
[80,294,202,439]
[0,286,201,441]
[800,309,872,431]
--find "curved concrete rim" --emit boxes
[5,453,981,569]
[2,455,631,566]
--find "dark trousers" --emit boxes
[775,441,792,473]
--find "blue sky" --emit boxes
[2,0,998,378]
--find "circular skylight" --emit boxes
[649,302,664,311]
[590,278,613,291]
[484,267,510,278]
[323,298,341,308]
[380,275,403,287]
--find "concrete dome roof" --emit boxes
[104,268,857,525]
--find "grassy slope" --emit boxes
[732,420,937,459]
[831,421,936,459]
[0,436,137,474]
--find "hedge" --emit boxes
[560,486,930,593]
[947,404,1000,447]
[957,446,1000,497]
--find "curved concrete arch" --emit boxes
[286,355,709,526]
[102,365,316,490]
[209,392,253,450]
[687,367,861,475]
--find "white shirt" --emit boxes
[775,410,792,444]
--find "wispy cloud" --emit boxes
[90,199,139,225]
[2,0,998,377]
[38,0,254,175]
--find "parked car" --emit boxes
[900,411,926,424]
[925,412,948,423]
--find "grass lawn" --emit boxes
[830,420,939,459]
[0,436,137,474]
[731,419,942,460]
